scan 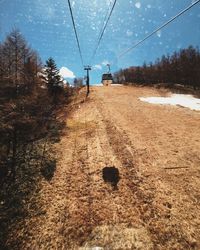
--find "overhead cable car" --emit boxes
[101,64,113,86]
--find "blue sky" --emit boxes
[0,0,200,84]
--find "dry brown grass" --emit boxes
[4,85,200,250]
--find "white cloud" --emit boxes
[59,67,76,79]
[135,2,141,9]
[102,60,109,66]
[93,64,102,70]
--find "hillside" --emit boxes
[5,85,200,249]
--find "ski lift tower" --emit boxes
[84,65,91,97]
[107,64,111,73]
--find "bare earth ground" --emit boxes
[8,85,200,249]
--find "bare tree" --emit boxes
[114,46,200,90]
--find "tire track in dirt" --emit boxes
[10,86,199,250]
[96,98,196,250]
[71,99,153,249]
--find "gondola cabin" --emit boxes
[102,73,113,86]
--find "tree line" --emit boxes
[113,45,200,90]
[0,29,71,182]
[0,29,77,248]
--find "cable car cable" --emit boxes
[117,0,200,59]
[90,0,117,64]
[89,0,113,64]
[97,0,113,43]
[67,0,84,67]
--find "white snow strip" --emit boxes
[92,84,103,86]
[111,84,123,86]
[139,94,200,111]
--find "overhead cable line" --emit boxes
[118,0,200,59]
[90,0,117,64]
[90,0,112,64]
[96,1,113,46]
[67,0,84,67]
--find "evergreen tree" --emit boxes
[44,57,63,96]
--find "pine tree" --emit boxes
[44,57,62,95]
[0,29,48,180]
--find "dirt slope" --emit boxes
[9,85,200,249]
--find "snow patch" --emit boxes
[92,84,103,86]
[111,84,123,86]
[139,94,200,111]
